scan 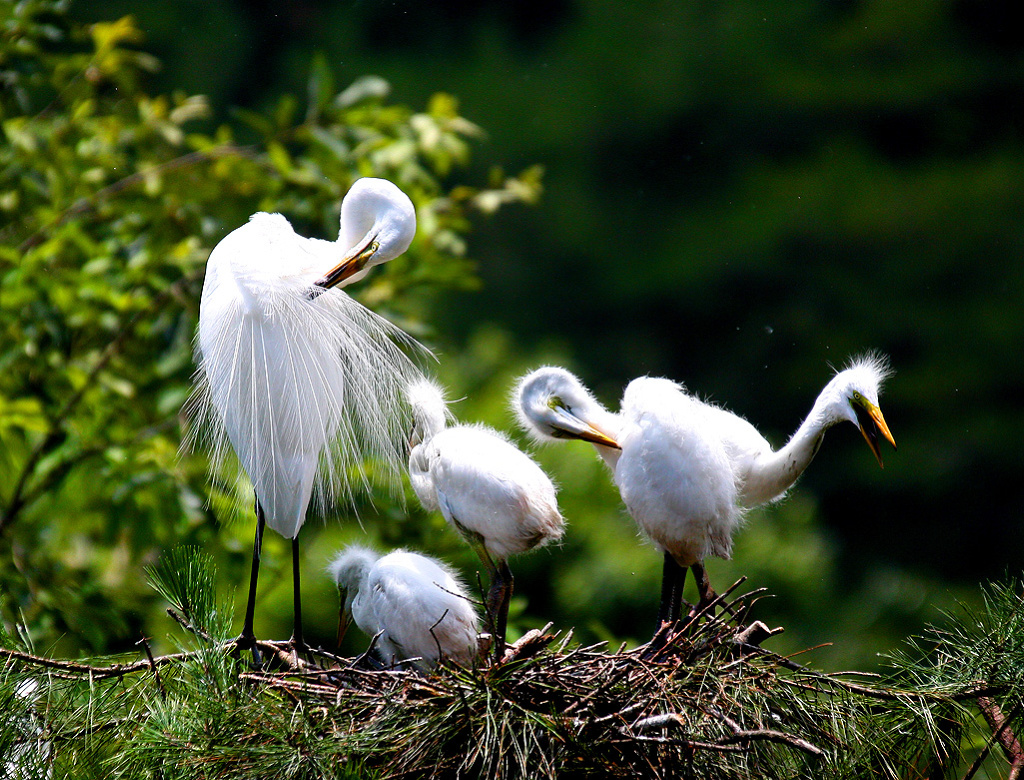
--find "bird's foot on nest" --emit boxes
[288,635,308,662]
[641,619,687,660]
[232,633,263,668]
[687,599,711,621]
[689,592,738,623]
[304,645,348,668]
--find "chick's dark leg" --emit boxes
[488,560,514,662]
[692,561,717,612]
[650,551,687,649]
[657,552,686,631]
[452,517,508,662]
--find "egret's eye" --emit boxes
[852,391,864,403]
[547,396,563,411]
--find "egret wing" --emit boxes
[429,427,562,560]
[368,559,476,669]
[190,216,425,532]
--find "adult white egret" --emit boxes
[329,545,480,671]
[406,378,564,661]
[514,355,896,631]
[189,177,422,656]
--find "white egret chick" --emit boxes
[329,545,480,671]
[515,367,739,629]
[407,378,564,661]
[701,354,897,507]
[515,356,897,630]
[190,177,422,656]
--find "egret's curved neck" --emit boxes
[741,395,837,506]
[408,443,439,512]
[592,442,622,471]
[410,415,444,451]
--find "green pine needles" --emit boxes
[146,547,235,645]
[4,557,1024,778]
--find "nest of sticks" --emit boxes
[236,579,892,779]
[6,577,982,778]
[9,561,1024,778]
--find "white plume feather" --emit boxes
[185,180,426,538]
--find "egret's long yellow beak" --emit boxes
[314,239,379,290]
[550,404,621,449]
[336,592,353,650]
[852,398,896,468]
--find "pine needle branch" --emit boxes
[4,577,1024,778]
[0,645,196,679]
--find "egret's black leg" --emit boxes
[692,561,717,612]
[652,551,686,645]
[667,553,685,625]
[452,517,508,661]
[239,498,266,665]
[290,537,305,652]
[488,560,514,662]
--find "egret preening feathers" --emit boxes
[407,378,565,661]
[329,545,480,671]
[190,177,423,655]
[515,355,896,634]
[516,367,740,629]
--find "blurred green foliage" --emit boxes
[2,0,1021,679]
[77,0,1018,670]
[0,0,540,657]
[3,1,1024,775]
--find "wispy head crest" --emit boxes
[838,351,894,391]
[406,377,452,444]
[328,544,381,592]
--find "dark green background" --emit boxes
[70,0,1024,665]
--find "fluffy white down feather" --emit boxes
[329,545,480,670]
[407,379,564,562]
[514,356,894,565]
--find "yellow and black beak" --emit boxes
[550,403,621,449]
[336,591,353,650]
[314,238,380,290]
[852,397,896,468]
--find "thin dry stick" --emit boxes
[361,632,385,664]
[976,697,1024,780]
[426,608,451,665]
[0,646,194,680]
[138,636,166,700]
[166,607,217,644]
[704,704,823,757]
